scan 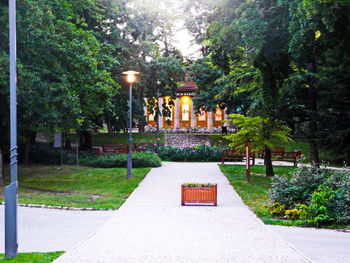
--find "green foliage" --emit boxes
[155,145,223,162]
[226,114,292,151]
[263,203,286,217]
[269,165,350,226]
[285,209,302,220]
[269,166,327,208]
[296,186,336,227]
[26,144,90,165]
[80,152,161,168]
[323,169,350,224]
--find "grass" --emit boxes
[219,164,304,226]
[1,165,150,209]
[0,252,64,262]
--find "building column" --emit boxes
[190,101,196,128]
[174,97,180,128]
[207,111,214,129]
[143,105,148,118]
[158,97,163,129]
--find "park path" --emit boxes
[53,162,311,263]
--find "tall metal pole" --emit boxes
[127,84,133,178]
[5,0,18,258]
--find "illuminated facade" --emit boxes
[145,81,229,129]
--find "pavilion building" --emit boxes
[145,81,230,129]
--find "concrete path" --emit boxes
[0,206,114,253]
[53,162,311,263]
[269,225,350,263]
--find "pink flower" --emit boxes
[156,138,160,141]
[192,150,196,153]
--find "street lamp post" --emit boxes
[5,0,18,258]
[123,71,139,178]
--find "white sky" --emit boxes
[174,26,202,60]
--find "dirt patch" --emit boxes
[251,173,266,177]
[88,194,101,202]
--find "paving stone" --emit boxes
[53,162,311,263]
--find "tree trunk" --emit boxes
[64,132,72,150]
[29,132,36,144]
[107,122,114,136]
[139,91,145,134]
[0,149,4,186]
[79,131,92,149]
[76,132,79,166]
[264,147,274,177]
[24,134,31,166]
[307,60,320,168]
[308,138,320,169]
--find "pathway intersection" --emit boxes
[53,162,311,263]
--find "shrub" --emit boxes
[80,152,161,168]
[269,166,327,208]
[28,144,90,165]
[263,203,286,217]
[268,165,350,226]
[323,169,350,224]
[285,209,302,220]
[296,186,336,227]
[155,145,223,162]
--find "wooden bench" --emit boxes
[257,147,301,167]
[103,144,129,154]
[221,149,255,164]
[88,146,103,155]
[274,151,301,167]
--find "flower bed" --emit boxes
[144,125,237,134]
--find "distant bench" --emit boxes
[89,143,151,155]
[103,144,129,154]
[222,147,302,167]
[221,149,254,164]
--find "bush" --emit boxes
[155,145,223,162]
[296,186,336,227]
[268,165,350,226]
[27,144,161,168]
[323,169,350,224]
[80,152,161,168]
[269,166,327,208]
[28,144,90,165]
[285,209,302,220]
[263,203,286,217]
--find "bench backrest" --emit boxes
[284,151,302,159]
[103,144,128,151]
[222,149,245,156]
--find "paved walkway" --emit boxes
[53,162,311,263]
[268,225,350,263]
[0,206,114,253]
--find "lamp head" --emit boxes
[123,70,139,84]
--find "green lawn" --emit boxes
[0,252,63,263]
[219,164,301,226]
[1,165,150,209]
